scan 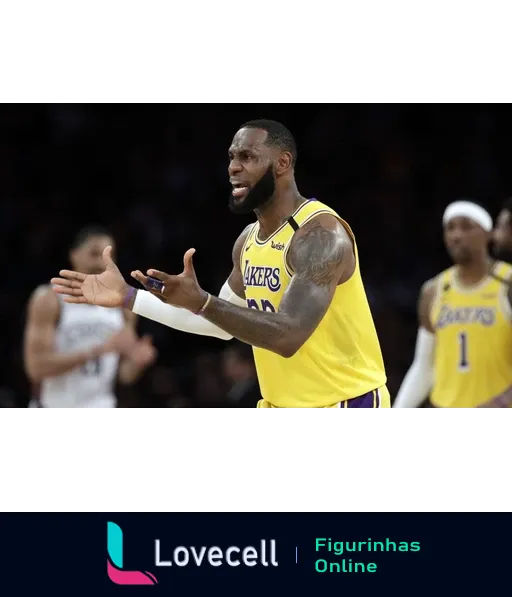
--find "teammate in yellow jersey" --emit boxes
[51,119,388,408]
[394,200,512,408]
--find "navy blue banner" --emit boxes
[0,513,508,595]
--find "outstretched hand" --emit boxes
[131,248,209,313]
[51,246,131,308]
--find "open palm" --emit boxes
[51,246,129,308]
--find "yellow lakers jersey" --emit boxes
[429,262,512,408]
[240,199,387,408]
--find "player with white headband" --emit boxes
[394,199,512,408]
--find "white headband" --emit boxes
[442,200,492,232]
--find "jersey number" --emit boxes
[457,332,470,371]
[247,298,276,312]
[81,357,101,376]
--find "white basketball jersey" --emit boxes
[39,294,125,408]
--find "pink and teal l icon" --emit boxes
[107,522,158,585]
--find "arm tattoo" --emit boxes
[288,217,346,285]
[203,297,291,354]
[200,216,349,357]
[280,217,346,334]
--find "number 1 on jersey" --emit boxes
[457,331,470,371]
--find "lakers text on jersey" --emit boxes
[40,293,125,408]
[429,262,512,408]
[241,199,387,408]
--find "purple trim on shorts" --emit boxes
[346,390,376,408]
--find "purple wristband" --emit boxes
[123,287,136,308]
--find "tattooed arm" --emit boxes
[200,214,355,357]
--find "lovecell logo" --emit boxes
[107,522,158,586]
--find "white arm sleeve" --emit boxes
[132,281,246,341]
[393,327,435,408]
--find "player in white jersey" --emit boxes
[23,226,157,407]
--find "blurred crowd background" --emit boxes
[1,104,512,407]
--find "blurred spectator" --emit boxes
[222,342,261,408]
[193,353,228,408]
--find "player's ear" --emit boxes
[275,151,293,176]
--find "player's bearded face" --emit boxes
[445,237,479,265]
[444,219,488,265]
[71,237,114,275]
[228,164,275,215]
[448,246,473,264]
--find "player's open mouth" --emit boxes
[232,184,249,199]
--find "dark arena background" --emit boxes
[1,104,511,408]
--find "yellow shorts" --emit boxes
[257,386,391,408]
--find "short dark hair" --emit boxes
[71,225,112,249]
[241,119,297,165]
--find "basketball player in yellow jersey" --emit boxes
[394,200,512,408]
[51,119,388,408]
